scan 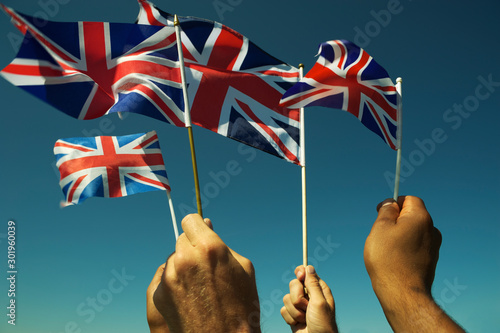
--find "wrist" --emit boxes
[370,271,431,304]
[371,277,433,329]
[373,281,464,332]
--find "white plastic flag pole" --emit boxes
[393,77,403,200]
[174,15,203,217]
[299,64,308,267]
[166,190,179,240]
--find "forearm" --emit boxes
[168,320,261,333]
[374,286,465,333]
[165,300,262,333]
[149,326,169,333]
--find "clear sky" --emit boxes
[0,0,499,332]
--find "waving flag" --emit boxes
[0,6,185,125]
[280,40,398,149]
[54,131,170,205]
[136,0,302,164]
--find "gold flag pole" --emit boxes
[175,15,203,217]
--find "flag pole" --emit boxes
[393,77,403,200]
[166,190,179,240]
[174,14,203,217]
[299,64,308,268]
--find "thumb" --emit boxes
[304,265,324,300]
[373,198,401,229]
[203,218,213,230]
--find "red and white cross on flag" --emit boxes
[54,131,170,205]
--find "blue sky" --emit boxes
[0,0,499,332]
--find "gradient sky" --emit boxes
[0,0,499,332]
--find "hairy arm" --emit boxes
[364,196,465,332]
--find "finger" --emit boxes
[280,304,299,326]
[396,195,407,209]
[376,198,396,212]
[372,198,401,230]
[174,232,191,257]
[319,278,335,309]
[303,266,326,300]
[153,256,175,318]
[433,227,442,249]
[294,265,306,282]
[147,264,166,312]
[203,218,213,230]
[163,251,183,290]
[398,196,435,229]
[148,264,166,293]
[399,196,430,221]
[282,293,306,323]
[289,278,308,311]
[228,247,255,276]
[181,214,219,246]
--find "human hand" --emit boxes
[281,265,338,333]
[364,196,464,332]
[364,196,442,297]
[152,214,261,333]
[146,264,169,333]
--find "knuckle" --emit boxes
[173,251,197,274]
[243,259,256,275]
[433,227,443,245]
[198,238,225,255]
[291,297,303,307]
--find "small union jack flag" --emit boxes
[280,40,399,150]
[54,131,170,205]
[136,0,302,164]
[0,5,185,125]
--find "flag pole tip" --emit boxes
[396,77,402,83]
[60,201,74,208]
[174,14,179,26]
[299,63,304,69]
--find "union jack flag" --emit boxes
[54,131,170,205]
[136,0,302,164]
[0,6,185,125]
[280,40,399,150]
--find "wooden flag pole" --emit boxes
[166,190,179,240]
[299,64,308,267]
[175,15,203,217]
[393,77,403,201]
